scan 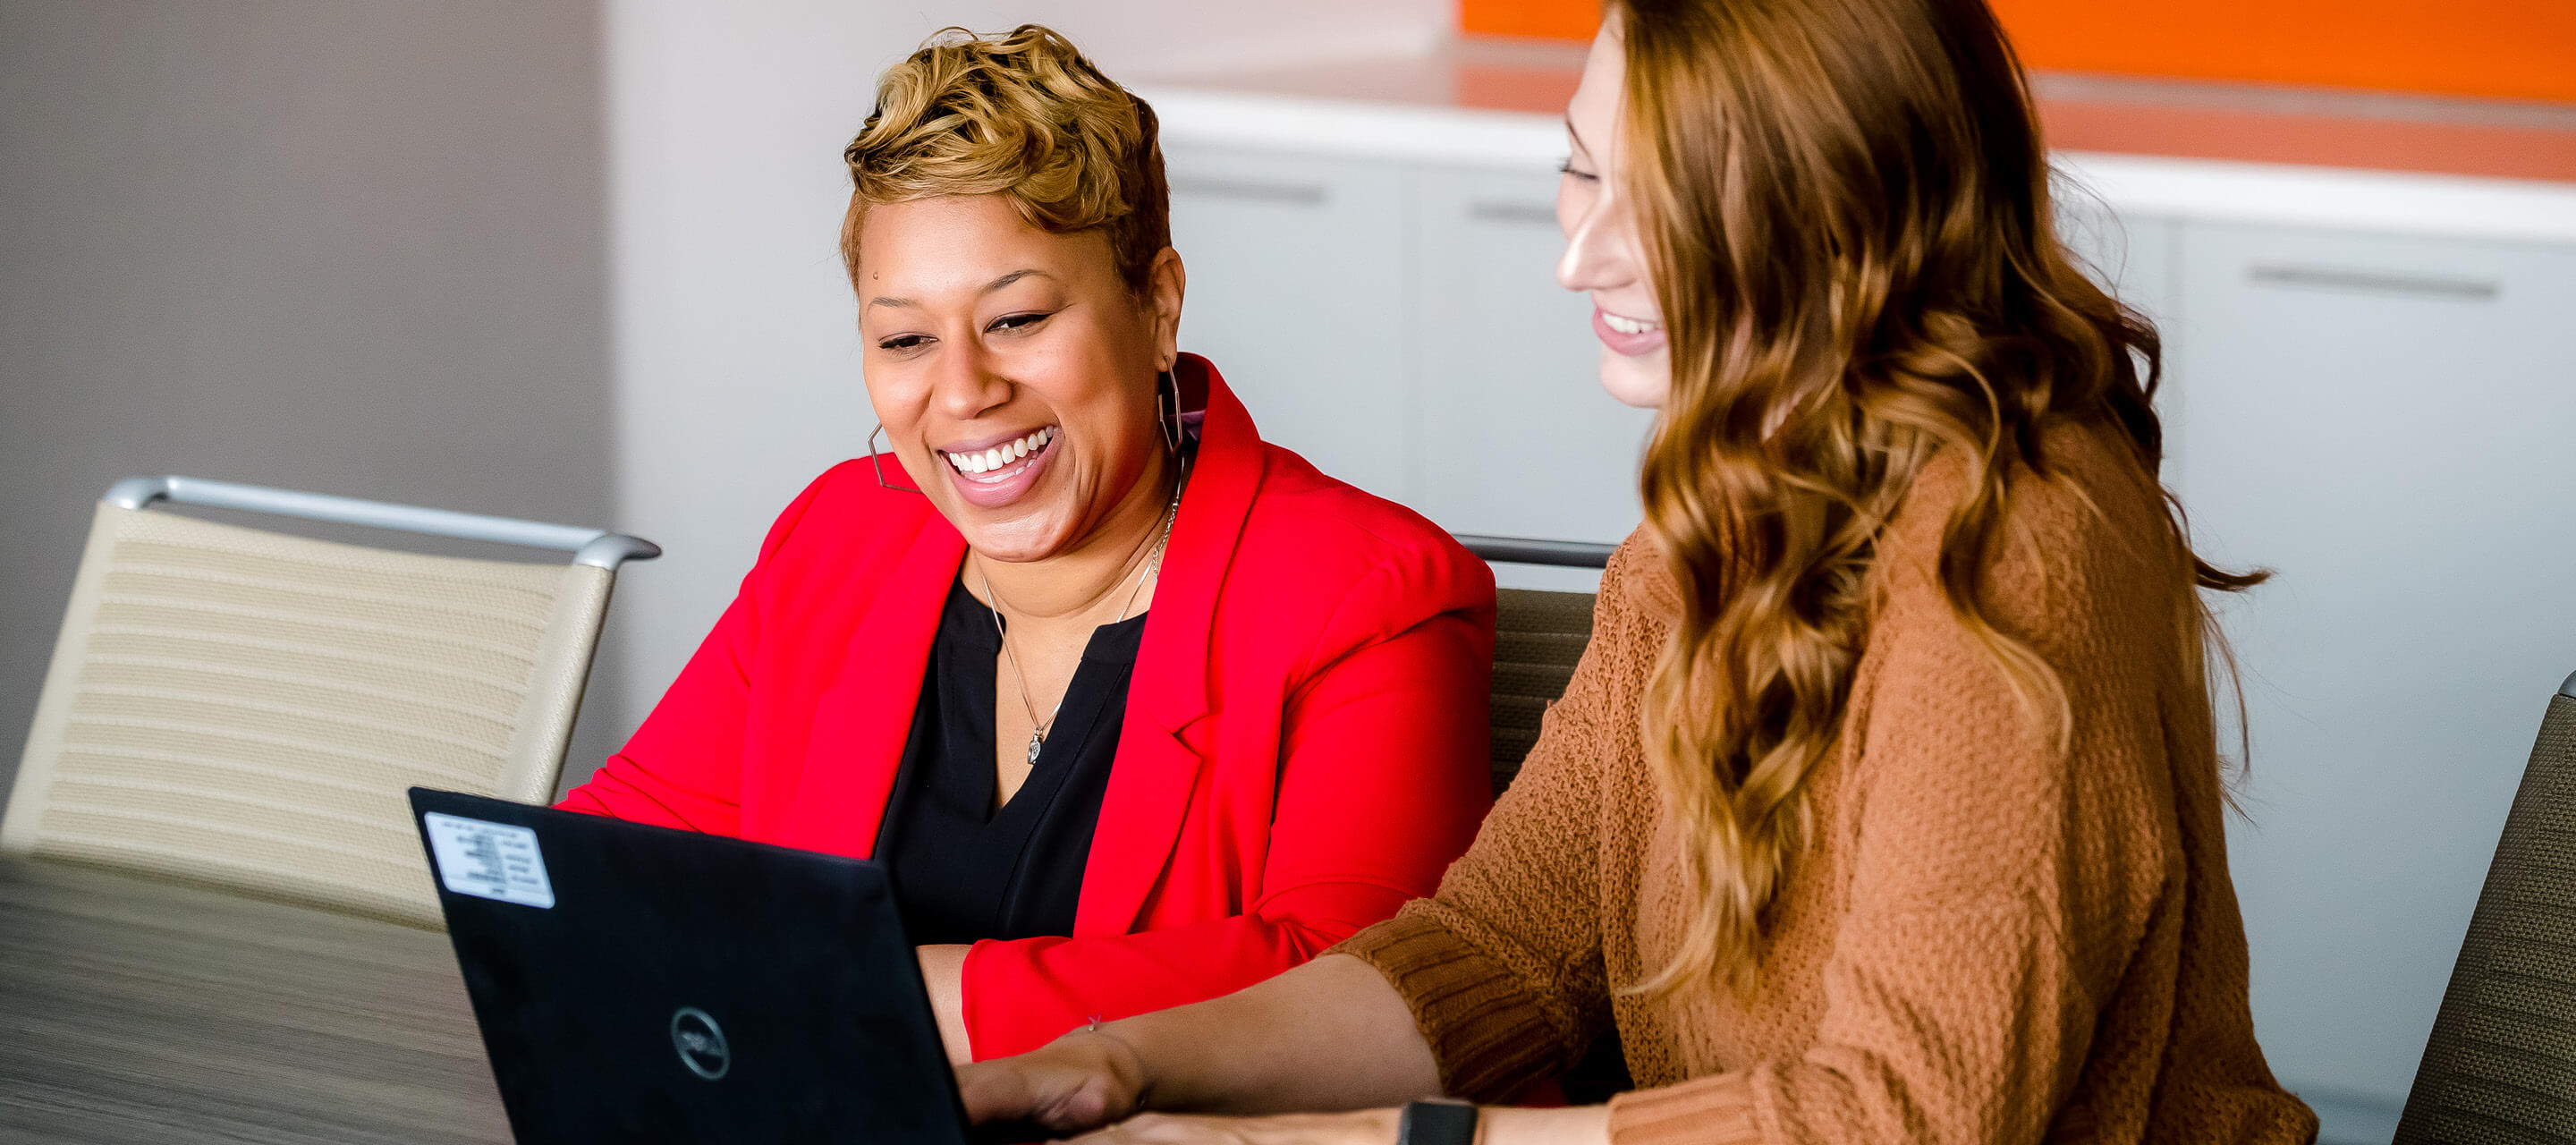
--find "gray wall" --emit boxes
[0,0,621,796]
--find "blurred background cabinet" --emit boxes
[2172,223,2576,1127]
[1412,165,1655,589]
[1166,148,1414,505]
[1169,149,1656,589]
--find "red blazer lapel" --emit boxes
[783,502,965,859]
[1076,356,1265,936]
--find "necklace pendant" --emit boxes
[1027,730,1045,766]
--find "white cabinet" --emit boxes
[2171,221,2576,1123]
[1165,148,1414,504]
[1414,165,1656,548]
[1165,148,1646,589]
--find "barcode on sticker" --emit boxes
[424,812,556,909]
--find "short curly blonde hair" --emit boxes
[841,24,1169,292]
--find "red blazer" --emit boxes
[561,356,1495,1058]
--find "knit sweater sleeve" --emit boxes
[1605,462,2180,1145]
[1334,538,1656,1103]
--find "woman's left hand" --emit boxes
[1059,1108,1400,1144]
[1055,1104,1612,1144]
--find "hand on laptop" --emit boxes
[956,1025,1148,1135]
[1034,1109,1402,1143]
[957,1029,1422,1143]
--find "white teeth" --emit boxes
[940,426,1059,476]
[1603,311,1660,335]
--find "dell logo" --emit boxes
[670,1006,730,1081]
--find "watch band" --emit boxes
[1397,1099,1479,1145]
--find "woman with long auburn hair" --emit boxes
[955,0,2320,1141]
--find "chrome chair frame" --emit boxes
[104,476,660,570]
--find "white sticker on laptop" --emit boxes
[424,812,556,909]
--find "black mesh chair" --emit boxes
[2393,666,2576,1144]
[1456,534,1630,1103]
[1458,535,1617,797]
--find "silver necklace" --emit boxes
[981,470,1184,767]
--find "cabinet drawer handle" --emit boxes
[1469,201,1559,226]
[2248,263,2500,302]
[1167,174,1326,206]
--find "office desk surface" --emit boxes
[0,860,510,1143]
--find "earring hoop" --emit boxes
[1156,369,1182,455]
[868,423,921,493]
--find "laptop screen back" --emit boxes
[411,788,967,1144]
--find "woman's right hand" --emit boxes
[957,1027,1151,1136]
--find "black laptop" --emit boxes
[410,787,1005,1143]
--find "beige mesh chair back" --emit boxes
[1,476,657,928]
[2394,667,2576,1144]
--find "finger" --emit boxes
[956,1061,1041,1125]
[1033,1072,1120,1133]
[1059,1118,1141,1144]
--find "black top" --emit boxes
[871,579,1147,945]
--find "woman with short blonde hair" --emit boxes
[956,1,2319,1141]
[564,24,1496,1066]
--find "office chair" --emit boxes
[0,477,657,928]
[1458,535,1617,797]
[1457,532,1629,1103]
[2392,666,2576,1144]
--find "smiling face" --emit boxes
[856,194,1182,563]
[1557,24,1669,410]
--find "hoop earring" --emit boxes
[867,423,921,493]
[1156,369,1182,455]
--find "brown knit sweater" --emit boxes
[1339,425,2318,1144]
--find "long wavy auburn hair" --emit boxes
[1610,0,2264,997]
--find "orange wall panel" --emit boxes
[1461,0,1601,41]
[1991,0,2576,104]
[1457,0,2576,104]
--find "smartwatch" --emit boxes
[1397,1098,1479,1145]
